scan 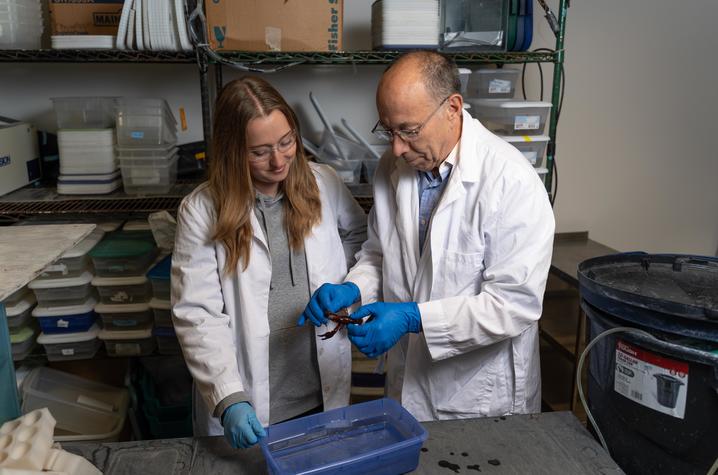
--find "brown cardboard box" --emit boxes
[206,0,343,52]
[49,0,125,35]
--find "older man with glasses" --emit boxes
[299,51,555,422]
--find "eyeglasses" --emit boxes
[371,96,450,142]
[247,130,297,162]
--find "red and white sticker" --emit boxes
[614,339,689,419]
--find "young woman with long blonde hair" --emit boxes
[171,76,366,448]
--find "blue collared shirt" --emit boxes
[417,145,458,254]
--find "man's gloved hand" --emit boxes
[347,302,422,358]
[222,402,267,449]
[298,282,361,327]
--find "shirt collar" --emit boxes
[419,142,459,183]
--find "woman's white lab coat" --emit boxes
[172,163,367,435]
[346,110,555,421]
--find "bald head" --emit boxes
[378,51,461,106]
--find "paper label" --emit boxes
[514,115,540,130]
[130,131,145,139]
[488,79,511,94]
[57,319,69,328]
[61,348,75,356]
[614,339,689,419]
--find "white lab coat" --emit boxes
[346,110,555,421]
[172,163,367,435]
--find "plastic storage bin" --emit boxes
[468,68,520,99]
[469,99,552,136]
[51,97,117,129]
[11,325,37,361]
[116,109,177,147]
[21,366,129,442]
[2,286,30,307]
[120,155,179,195]
[40,228,104,278]
[36,324,102,362]
[260,398,427,475]
[89,238,158,277]
[99,325,156,356]
[28,271,95,306]
[501,135,549,167]
[321,158,362,184]
[32,296,97,334]
[92,275,152,304]
[117,146,178,168]
[363,159,379,184]
[150,298,172,327]
[147,254,171,300]
[154,326,181,355]
[96,302,153,330]
[5,291,36,330]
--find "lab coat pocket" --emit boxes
[434,249,484,298]
[430,348,497,417]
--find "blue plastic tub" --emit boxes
[260,398,427,475]
[32,297,97,334]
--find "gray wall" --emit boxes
[1,0,716,255]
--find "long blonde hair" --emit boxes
[209,76,321,274]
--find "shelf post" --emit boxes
[545,0,569,195]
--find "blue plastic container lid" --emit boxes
[147,254,171,281]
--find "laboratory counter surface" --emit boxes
[551,232,618,286]
[62,411,623,474]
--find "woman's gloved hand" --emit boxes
[347,302,422,358]
[222,402,267,449]
[298,282,361,327]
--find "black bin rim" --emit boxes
[578,253,718,322]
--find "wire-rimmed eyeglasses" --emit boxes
[371,96,450,142]
[248,130,297,162]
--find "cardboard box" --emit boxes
[49,0,125,36]
[206,0,343,52]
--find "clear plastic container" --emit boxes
[89,238,158,277]
[147,254,171,300]
[149,298,172,327]
[260,398,427,475]
[363,159,379,184]
[96,302,153,330]
[51,97,117,129]
[21,366,129,442]
[321,158,362,184]
[501,135,549,167]
[2,285,30,307]
[116,111,177,147]
[116,144,177,159]
[28,270,95,306]
[5,292,35,330]
[468,68,520,99]
[32,296,97,334]
[99,325,156,357]
[10,325,37,361]
[40,228,105,278]
[470,99,552,136]
[36,324,102,362]
[115,98,176,124]
[120,155,178,195]
[92,275,152,304]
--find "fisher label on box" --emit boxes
[614,339,688,418]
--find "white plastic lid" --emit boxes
[96,221,123,233]
[501,135,550,143]
[535,167,549,175]
[92,275,148,286]
[33,296,97,317]
[98,326,153,340]
[475,68,520,75]
[59,170,121,181]
[28,270,93,289]
[475,99,553,108]
[94,302,151,314]
[58,228,105,259]
[5,293,36,317]
[122,220,151,231]
[37,323,100,344]
[457,68,472,74]
[149,298,171,310]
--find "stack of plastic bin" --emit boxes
[91,232,159,356]
[116,99,179,195]
[3,286,38,361]
[464,68,551,181]
[29,228,105,361]
[52,97,122,195]
[147,254,179,355]
[0,0,43,49]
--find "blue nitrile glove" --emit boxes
[347,302,422,358]
[222,402,267,449]
[298,282,361,327]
